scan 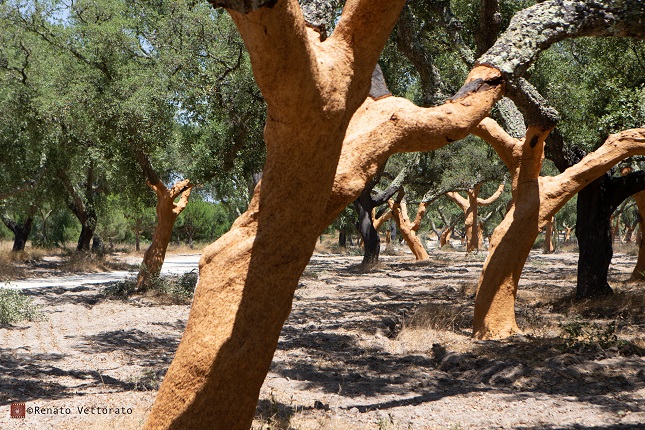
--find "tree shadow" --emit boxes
[23,285,109,308]
[269,254,645,419]
[77,329,180,368]
[0,349,134,405]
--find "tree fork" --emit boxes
[473,118,645,339]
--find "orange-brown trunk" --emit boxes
[439,227,452,248]
[389,199,429,260]
[136,180,192,291]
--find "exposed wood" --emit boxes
[146,0,407,427]
[447,182,504,252]
[136,179,194,291]
[472,118,645,339]
[387,189,429,261]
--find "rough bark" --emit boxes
[353,165,403,266]
[478,0,645,80]
[136,179,193,291]
[145,1,407,428]
[354,196,380,265]
[395,6,446,106]
[575,170,645,298]
[472,118,645,339]
[475,0,502,57]
[575,175,614,298]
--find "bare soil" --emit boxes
[1,248,644,429]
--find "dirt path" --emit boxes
[0,250,644,429]
[3,254,200,290]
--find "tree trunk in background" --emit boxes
[1,207,36,252]
[440,227,452,248]
[136,179,193,291]
[13,218,33,252]
[575,169,645,297]
[76,223,94,251]
[478,222,485,248]
[447,182,504,252]
[630,191,645,280]
[57,168,99,252]
[354,198,380,266]
[135,230,141,252]
[388,195,428,260]
[543,216,555,254]
[575,176,614,298]
[563,225,573,243]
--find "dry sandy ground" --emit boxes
[0,249,644,429]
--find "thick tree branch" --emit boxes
[478,0,645,79]
[446,191,469,211]
[329,0,406,82]
[608,171,645,210]
[542,128,645,218]
[395,6,446,106]
[477,182,505,206]
[373,164,409,206]
[472,117,518,171]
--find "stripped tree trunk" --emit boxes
[446,182,504,252]
[388,191,429,260]
[136,180,193,291]
[473,118,645,339]
[439,227,453,248]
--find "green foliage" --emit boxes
[32,208,79,248]
[559,317,621,351]
[103,270,197,304]
[174,197,233,245]
[0,287,43,324]
[533,38,645,150]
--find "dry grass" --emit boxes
[0,251,26,281]
[0,243,61,281]
[614,241,640,256]
[165,242,208,254]
[54,251,136,273]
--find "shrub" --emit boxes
[0,287,43,324]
